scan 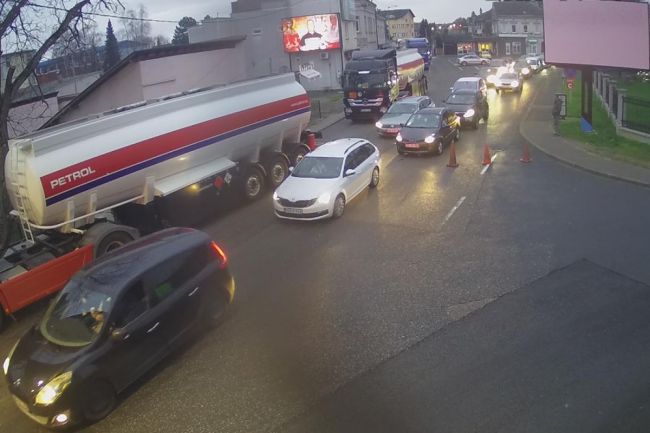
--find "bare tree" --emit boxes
[52,20,103,76]
[120,4,152,45]
[153,34,170,46]
[0,0,123,250]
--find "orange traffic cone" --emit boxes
[520,142,533,163]
[447,141,459,168]
[481,143,492,165]
[307,133,317,151]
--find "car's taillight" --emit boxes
[210,241,228,269]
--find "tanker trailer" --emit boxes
[0,73,313,329]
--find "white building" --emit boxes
[189,0,384,91]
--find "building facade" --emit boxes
[45,39,246,126]
[1,51,38,92]
[491,1,544,57]
[379,9,416,41]
[189,0,383,91]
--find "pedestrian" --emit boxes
[552,95,562,136]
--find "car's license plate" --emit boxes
[283,207,303,215]
[360,108,371,112]
[405,143,419,149]
[387,128,399,133]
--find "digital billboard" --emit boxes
[543,0,649,70]
[281,14,341,53]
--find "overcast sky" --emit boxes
[111,0,493,40]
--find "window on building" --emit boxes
[355,16,360,32]
[523,24,528,33]
[512,24,516,33]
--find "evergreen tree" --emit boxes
[419,19,429,38]
[172,17,198,45]
[103,20,120,71]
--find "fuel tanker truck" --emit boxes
[342,48,427,121]
[0,73,314,329]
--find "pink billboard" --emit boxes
[543,0,649,70]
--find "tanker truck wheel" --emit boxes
[242,166,265,201]
[265,154,290,189]
[80,222,139,258]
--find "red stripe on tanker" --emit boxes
[41,94,310,200]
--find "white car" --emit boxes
[495,72,522,93]
[458,54,489,66]
[273,138,380,220]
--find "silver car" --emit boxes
[375,96,432,137]
[458,54,490,66]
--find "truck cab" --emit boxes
[342,49,399,121]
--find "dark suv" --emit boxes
[4,228,234,429]
[443,89,489,129]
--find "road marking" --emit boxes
[480,153,499,175]
[442,196,467,226]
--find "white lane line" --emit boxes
[480,152,499,175]
[442,196,467,226]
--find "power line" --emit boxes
[23,2,178,23]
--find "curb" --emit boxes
[519,122,650,189]
[519,74,650,189]
[308,112,345,132]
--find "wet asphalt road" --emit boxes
[1,56,650,433]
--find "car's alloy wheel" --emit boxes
[332,194,346,219]
[461,61,467,66]
[83,380,117,422]
[370,167,380,188]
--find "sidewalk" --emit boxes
[307,90,345,132]
[520,70,650,187]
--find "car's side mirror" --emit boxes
[345,169,356,177]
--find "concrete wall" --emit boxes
[59,62,143,122]
[138,48,246,99]
[8,95,59,138]
[56,48,247,123]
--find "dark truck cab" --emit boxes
[342,49,399,121]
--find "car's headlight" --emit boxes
[3,341,18,376]
[396,133,403,142]
[317,192,331,204]
[424,135,435,144]
[512,80,520,88]
[522,67,530,75]
[464,109,475,118]
[35,371,72,406]
[272,191,279,201]
[487,75,496,83]
[375,121,383,129]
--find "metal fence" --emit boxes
[611,86,618,117]
[622,96,650,134]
